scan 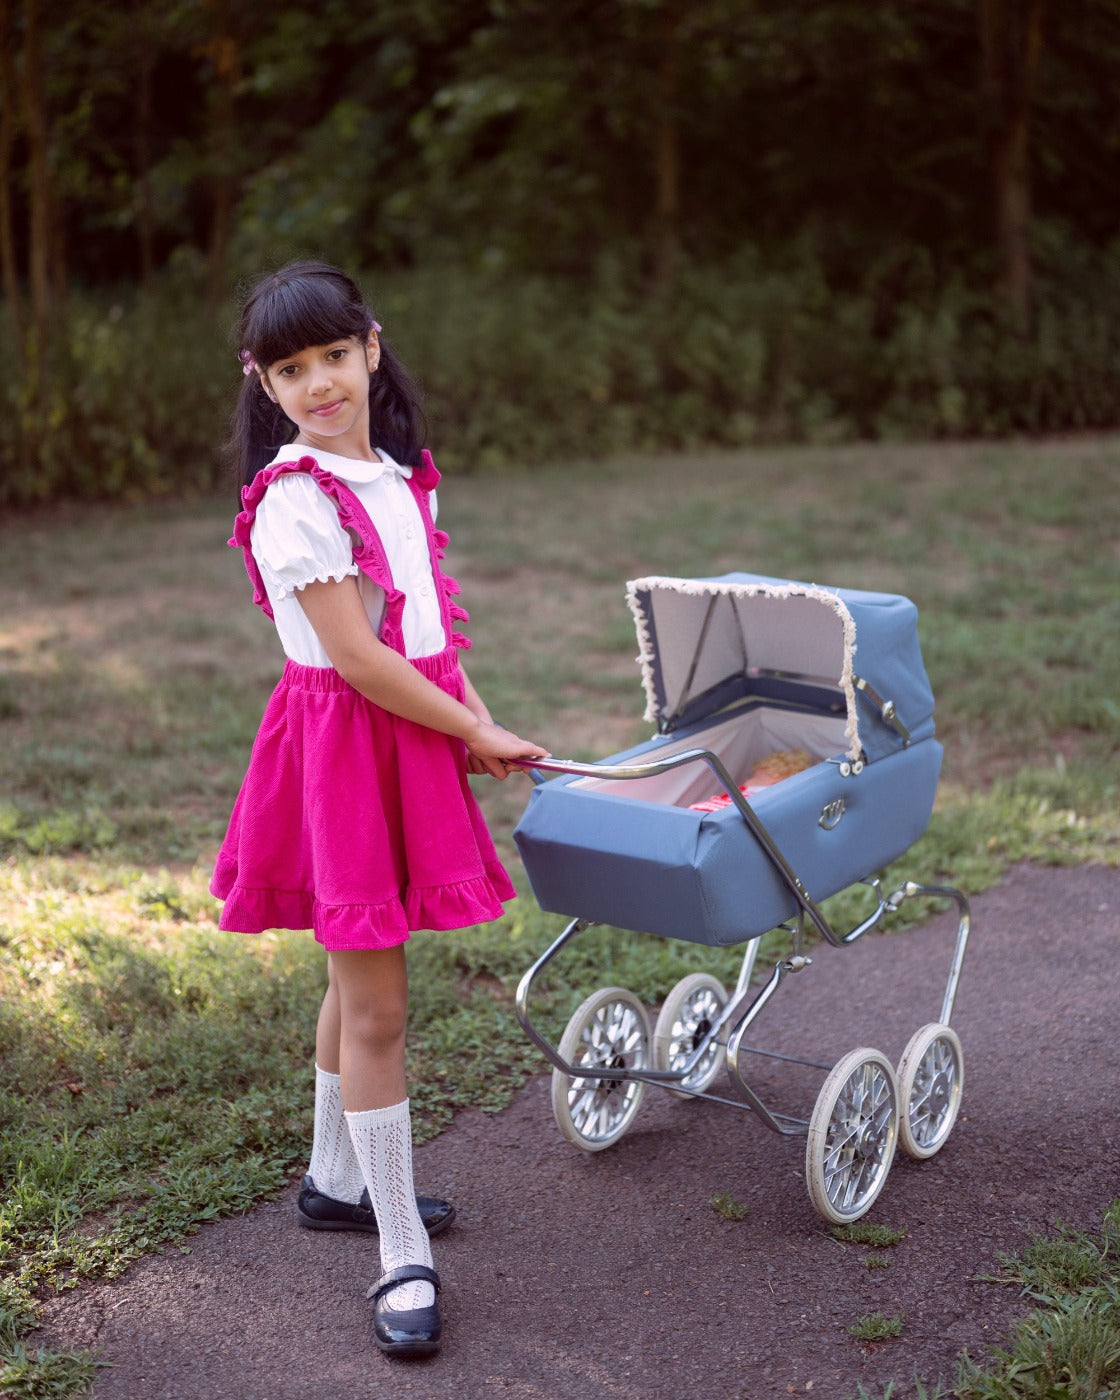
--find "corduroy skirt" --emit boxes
[211,649,516,949]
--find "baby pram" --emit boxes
[512,573,970,1224]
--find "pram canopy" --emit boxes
[627,573,937,762]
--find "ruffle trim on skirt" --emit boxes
[210,860,517,951]
[404,862,517,936]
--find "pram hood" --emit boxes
[626,573,937,762]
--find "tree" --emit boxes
[20,0,56,344]
[130,0,159,284]
[201,0,243,302]
[978,0,1048,331]
[0,0,23,348]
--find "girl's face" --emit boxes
[261,332,380,459]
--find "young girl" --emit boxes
[211,260,548,1360]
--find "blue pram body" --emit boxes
[515,573,942,944]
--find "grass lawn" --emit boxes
[1,437,1118,1396]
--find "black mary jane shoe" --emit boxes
[367,1264,442,1359]
[297,1175,456,1237]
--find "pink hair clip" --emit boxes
[238,348,259,377]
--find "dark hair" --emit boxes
[228,260,427,489]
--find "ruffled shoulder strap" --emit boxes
[404,449,473,653]
[230,458,407,651]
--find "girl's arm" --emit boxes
[296,576,547,779]
[460,666,499,776]
[460,667,493,725]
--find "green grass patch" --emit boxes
[709,1191,751,1223]
[1,438,1118,1390]
[0,1343,105,1399]
[849,1311,904,1342]
[849,1204,1120,1399]
[832,1222,908,1249]
[954,1204,1120,1399]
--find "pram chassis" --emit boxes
[513,746,971,1225]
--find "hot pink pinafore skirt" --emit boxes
[210,454,516,950]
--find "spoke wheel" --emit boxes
[652,973,728,1097]
[551,987,650,1151]
[897,1023,964,1159]
[806,1048,898,1224]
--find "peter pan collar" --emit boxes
[269,443,413,484]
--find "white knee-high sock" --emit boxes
[346,1100,435,1311]
[308,1066,365,1204]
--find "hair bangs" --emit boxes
[244,270,370,370]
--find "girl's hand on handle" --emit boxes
[465,721,549,781]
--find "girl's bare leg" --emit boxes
[315,954,343,1076]
[330,945,409,1110]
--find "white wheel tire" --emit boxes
[897,1023,964,1160]
[652,973,728,1097]
[806,1048,899,1224]
[551,986,650,1152]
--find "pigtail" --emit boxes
[228,376,297,492]
[368,339,428,469]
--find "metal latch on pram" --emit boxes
[818,798,846,830]
[852,674,911,745]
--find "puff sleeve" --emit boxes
[251,473,360,600]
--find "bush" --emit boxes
[1,276,233,506]
[4,236,1119,505]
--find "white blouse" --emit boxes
[251,444,445,665]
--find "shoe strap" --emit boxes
[367,1265,441,1302]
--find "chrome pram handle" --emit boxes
[511,747,725,787]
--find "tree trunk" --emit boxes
[205,0,240,305]
[0,0,23,349]
[21,0,53,345]
[652,8,681,296]
[978,0,1048,333]
[133,0,156,285]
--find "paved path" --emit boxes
[35,863,1120,1399]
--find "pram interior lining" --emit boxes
[569,703,848,809]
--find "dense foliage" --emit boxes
[3,245,1119,505]
[2,0,1119,500]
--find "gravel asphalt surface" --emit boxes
[35,861,1119,1399]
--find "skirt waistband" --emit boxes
[280,646,461,694]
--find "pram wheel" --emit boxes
[551,987,650,1151]
[652,974,728,1097]
[896,1023,964,1159]
[805,1048,899,1224]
